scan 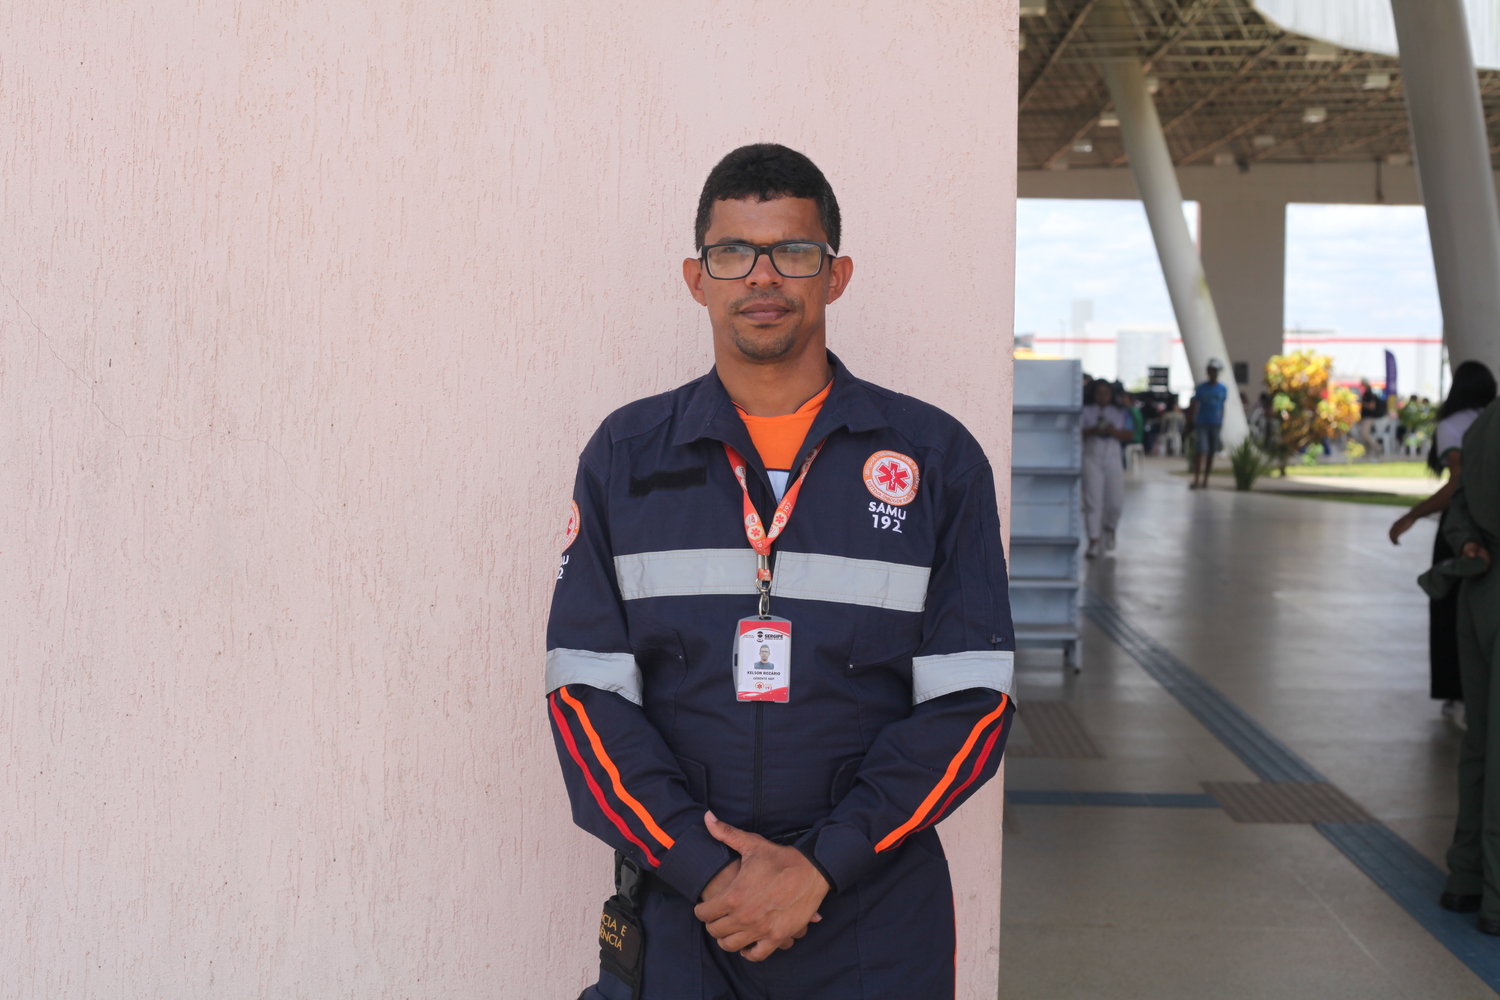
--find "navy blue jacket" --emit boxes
[546,354,1015,903]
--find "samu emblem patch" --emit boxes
[863,450,919,506]
[563,500,581,550]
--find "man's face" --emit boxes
[759,647,771,662]
[683,196,853,363]
[1207,368,1220,383]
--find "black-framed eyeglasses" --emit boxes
[700,241,830,280]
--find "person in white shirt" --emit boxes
[1160,398,1186,456]
[1081,379,1135,558]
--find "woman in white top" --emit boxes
[1391,361,1498,725]
[1081,380,1136,558]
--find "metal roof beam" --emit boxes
[1020,1,1104,111]
[1041,104,1113,170]
[1247,84,1406,161]
[1175,54,1362,164]
[1107,45,1278,166]
[1042,0,1215,169]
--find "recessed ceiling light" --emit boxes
[1252,134,1277,149]
[1306,42,1340,61]
[1098,113,1120,127]
[1363,72,1391,90]
[1302,107,1327,124]
[1072,141,1094,153]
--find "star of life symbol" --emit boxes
[877,462,908,493]
[863,450,919,506]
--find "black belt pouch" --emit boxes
[590,853,647,1000]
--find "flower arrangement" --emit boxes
[1264,350,1361,474]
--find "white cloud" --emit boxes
[1014,199,1194,332]
[1015,198,1441,337]
[1284,203,1440,333]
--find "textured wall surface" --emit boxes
[0,2,1017,996]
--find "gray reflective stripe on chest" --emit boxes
[613,547,929,612]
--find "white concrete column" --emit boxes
[1391,0,1500,375]
[1199,192,1286,393]
[1098,54,1249,446]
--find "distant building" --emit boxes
[1022,324,1447,400]
[1282,328,1447,399]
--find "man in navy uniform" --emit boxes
[547,144,1015,999]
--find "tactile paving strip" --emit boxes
[1202,781,1375,824]
[1084,588,1500,989]
[1007,701,1104,759]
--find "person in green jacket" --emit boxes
[1440,396,1500,932]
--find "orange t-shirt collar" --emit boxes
[735,382,832,471]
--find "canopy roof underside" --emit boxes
[1019,0,1500,172]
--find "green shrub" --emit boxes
[1229,437,1273,491]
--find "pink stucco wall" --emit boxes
[0,2,1017,996]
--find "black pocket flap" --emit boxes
[675,754,709,805]
[829,754,865,807]
[848,611,923,668]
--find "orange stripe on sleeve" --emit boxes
[873,694,1010,853]
[558,685,676,851]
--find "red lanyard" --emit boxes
[723,439,825,614]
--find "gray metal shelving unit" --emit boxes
[1010,357,1083,668]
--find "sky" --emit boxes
[1014,198,1442,336]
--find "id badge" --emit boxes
[735,617,791,703]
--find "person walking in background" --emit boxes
[1118,386,1144,461]
[1391,361,1498,729]
[1188,360,1228,490]
[1358,378,1381,451]
[1161,398,1185,457]
[1432,393,1500,932]
[1140,394,1161,455]
[1082,379,1133,558]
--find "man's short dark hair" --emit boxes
[695,144,842,252]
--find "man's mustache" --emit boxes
[729,291,800,313]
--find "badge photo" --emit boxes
[734,618,791,703]
[863,450,920,506]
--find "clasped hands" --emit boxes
[693,810,830,962]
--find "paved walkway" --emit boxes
[999,459,1488,998]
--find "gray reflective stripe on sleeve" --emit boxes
[613,548,760,600]
[545,648,643,706]
[911,650,1015,705]
[769,551,930,613]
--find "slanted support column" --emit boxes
[1391,0,1500,374]
[1094,4,1247,446]
[1200,193,1286,394]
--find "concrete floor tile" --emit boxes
[999,461,1489,996]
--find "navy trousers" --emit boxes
[581,830,955,1000]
